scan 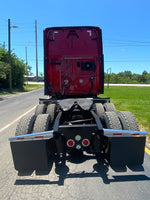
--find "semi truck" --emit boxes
[9,26,147,171]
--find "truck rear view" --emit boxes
[9,26,147,173]
[44,27,104,97]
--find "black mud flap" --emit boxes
[106,137,146,166]
[10,139,53,171]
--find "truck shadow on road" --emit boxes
[15,153,150,186]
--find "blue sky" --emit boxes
[0,0,150,75]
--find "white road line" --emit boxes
[0,106,36,133]
[104,84,150,87]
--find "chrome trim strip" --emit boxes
[9,130,53,142]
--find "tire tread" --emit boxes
[101,111,122,130]
[15,114,36,136]
[117,111,139,131]
[103,103,116,112]
[95,103,105,117]
[33,114,51,133]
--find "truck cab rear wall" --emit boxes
[44,26,104,97]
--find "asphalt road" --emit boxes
[0,88,150,200]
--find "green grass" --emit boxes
[100,86,150,138]
[0,84,44,96]
[23,84,44,92]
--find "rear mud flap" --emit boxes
[10,139,53,171]
[106,137,146,166]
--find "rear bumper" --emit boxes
[9,128,147,142]
[9,128,147,171]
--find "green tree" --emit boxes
[0,45,31,89]
[0,61,10,88]
[140,70,148,83]
[0,61,9,79]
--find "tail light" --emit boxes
[67,139,75,147]
[82,139,90,147]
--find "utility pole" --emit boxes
[25,41,31,85]
[107,68,111,88]
[8,19,12,92]
[25,46,28,84]
[35,20,38,81]
[8,19,18,92]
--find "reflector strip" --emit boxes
[17,137,25,140]
[8,130,53,142]
[34,136,44,139]
[131,133,140,135]
[104,129,147,137]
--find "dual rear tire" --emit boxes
[100,111,139,131]
[117,111,139,131]
[95,102,116,118]
[35,104,56,120]
[15,114,52,136]
[15,103,57,136]
[95,102,139,131]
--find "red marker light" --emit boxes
[67,139,75,147]
[113,133,122,136]
[34,136,44,139]
[132,133,140,136]
[17,137,25,140]
[82,139,90,147]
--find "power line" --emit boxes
[105,60,150,63]
[11,44,43,47]
[104,38,150,44]
[104,44,150,47]
[28,59,43,61]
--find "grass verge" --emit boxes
[23,84,44,92]
[0,84,44,96]
[100,86,150,140]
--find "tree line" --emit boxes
[105,70,150,84]
[0,45,31,90]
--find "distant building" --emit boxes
[24,75,36,81]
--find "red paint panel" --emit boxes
[44,27,104,96]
